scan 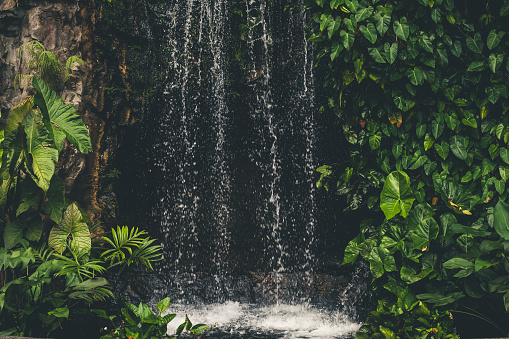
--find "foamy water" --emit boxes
[166,302,360,338]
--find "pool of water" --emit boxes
[167,302,360,338]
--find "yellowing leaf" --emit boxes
[481,106,488,119]
[388,112,403,128]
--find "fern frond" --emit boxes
[18,40,45,70]
[37,51,62,86]
[64,56,84,81]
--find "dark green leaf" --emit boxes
[466,33,483,54]
[393,17,409,41]
[435,141,450,160]
[380,171,415,219]
[360,23,377,44]
[487,29,506,50]
[493,200,509,240]
[450,135,468,160]
[368,47,386,63]
[374,12,391,35]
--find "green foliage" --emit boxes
[357,279,458,339]
[307,0,509,336]
[100,297,211,339]
[0,69,161,336]
[16,40,83,91]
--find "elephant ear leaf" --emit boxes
[49,202,91,254]
[380,171,416,219]
[32,75,92,154]
[23,109,59,192]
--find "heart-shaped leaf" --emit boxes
[380,171,415,219]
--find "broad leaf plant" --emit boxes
[307,0,509,336]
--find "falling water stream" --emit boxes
[117,1,368,337]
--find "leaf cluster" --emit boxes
[100,297,211,339]
[307,0,509,336]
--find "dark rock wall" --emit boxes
[0,0,152,225]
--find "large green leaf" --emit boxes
[407,66,424,86]
[1,127,25,178]
[48,202,91,254]
[3,222,24,250]
[43,175,66,223]
[393,17,409,41]
[374,13,390,35]
[368,46,386,63]
[489,53,504,73]
[360,23,377,44]
[23,109,58,192]
[380,171,415,219]
[487,29,505,50]
[32,75,92,154]
[449,135,468,160]
[493,200,509,240]
[466,33,483,53]
[5,97,33,137]
[407,204,439,251]
[157,297,172,314]
[384,42,398,64]
[435,141,449,160]
[355,6,373,22]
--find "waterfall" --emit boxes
[116,0,366,336]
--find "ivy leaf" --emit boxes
[407,67,424,86]
[431,119,444,139]
[393,142,403,159]
[424,134,434,151]
[450,135,468,160]
[467,60,487,72]
[393,17,409,41]
[48,202,91,254]
[486,87,500,104]
[328,17,341,39]
[32,75,92,154]
[487,29,506,50]
[488,53,504,73]
[340,30,355,50]
[330,41,344,61]
[466,33,483,54]
[369,132,382,150]
[380,171,415,219]
[407,204,439,251]
[23,109,59,192]
[360,23,377,44]
[384,42,398,64]
[368,46,386,63]
[450,40,462,58]
[409,155,428,170]
[493,200,509,240]
[374,12,391,35]
[501,147,509,164]
[431,8,442,23]
[419,35,433,53]
[501,1,509,16]
[355,6,374,22]
[435,141,450,160]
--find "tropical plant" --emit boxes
[100,297,210,339]
[15,40,84,92]
[305,0,509,336]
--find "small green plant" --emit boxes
[100,297,211,339]
[15,40,83,92]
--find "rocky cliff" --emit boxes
[0,0,157,225]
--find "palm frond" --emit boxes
[18,40,45,72]
[100,226,162,272]
[32,245,55,264]
[68,286,114,304]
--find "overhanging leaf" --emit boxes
[23,109,58,192]
[32,75,92,154]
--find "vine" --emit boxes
[306,0,509,336]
